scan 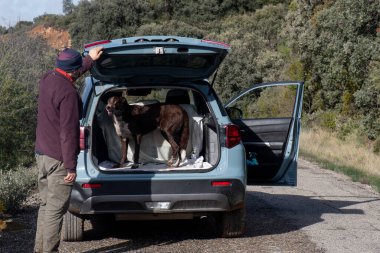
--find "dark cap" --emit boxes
[55,48,83,72]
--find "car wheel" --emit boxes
[215,207,246,238]
[90,214,114,232]
[62,211,84,241]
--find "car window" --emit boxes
[227,85,297,119]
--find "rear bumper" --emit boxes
[68,179,245,215]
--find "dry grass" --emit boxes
[300,128,380,177]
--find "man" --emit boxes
[34,47,103,253]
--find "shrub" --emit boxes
[320,111,337,130]
[0,78,37,170]
[0,166,38,212]
[374,137,380,154]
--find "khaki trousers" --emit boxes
[34,154,73,253]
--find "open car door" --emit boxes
[225,82,304,186]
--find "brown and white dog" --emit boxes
[105,96,189,168]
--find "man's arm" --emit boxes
[78,47,103,75]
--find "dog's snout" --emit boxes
[105,105,114,116]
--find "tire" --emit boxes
[215,207,246,238]
[90,214,114,232]
[61,211,84,242]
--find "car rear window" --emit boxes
[98,54,216,73]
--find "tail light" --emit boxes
[224,124,241,148]
[211,181,232,187]
[84,40,112,49]
[79,127,87,150]
[82,183,102,189]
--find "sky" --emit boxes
[0,0,80,27]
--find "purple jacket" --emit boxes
[35,56,94,172]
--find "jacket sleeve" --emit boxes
[78,55,94,76]
[59,90,81,171]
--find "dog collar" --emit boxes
[55,68,74,82]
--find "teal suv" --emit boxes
[62,36,304,241]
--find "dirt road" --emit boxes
[1,158,379,252]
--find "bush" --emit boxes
[373,138,380,154]
[0,30,55,171]
[303,110,338,131]
[0,78,37,170]
[0,166,38,212]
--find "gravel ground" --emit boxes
[0,191,322,253]
[0,160,330,253]
[0,191,40,252]
[3,159,379,252]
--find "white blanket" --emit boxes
[99,156,212,171]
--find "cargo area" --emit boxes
[90,86,220,172]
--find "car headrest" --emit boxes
[165,89,190,104]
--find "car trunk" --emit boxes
[89,86,220,172]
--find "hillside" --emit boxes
[27,25,71,50]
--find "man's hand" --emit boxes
[64,172,77,183]
[89,47,103,61]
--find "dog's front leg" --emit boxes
[131,134,142,169]
[119,137,129,167]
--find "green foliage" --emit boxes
[286,60,304,81]
[69,0,152,48]
[285,0,380,112]
[210,4,289,102]
[0,78,37,169]
[0,33,55,170]
[136,20,206,38]
[320,111,337,130]
[373,138,380,154]
[13,21,33,32]
[302,110,338,131]
[33,14,69,29]
[335,117,359,141]
[0,26,7,35]
[63,0,74,15]
[250,86,297,118]
[354,61,380,139]
[0,166,37,212]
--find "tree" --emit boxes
[63,0,74,15]
[284,0,380,113]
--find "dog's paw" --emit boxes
[167,158,180,167]
[131,163,139,169]
[166,159,173,167]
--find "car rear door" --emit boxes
[83,36,230,84]
[225,82,304,186]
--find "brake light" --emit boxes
[212,181,232,187]
[82,183,102,189]
[79,127,87,150]
[84,40,112,48]
[201,39,230,48]
[224,124,241,148]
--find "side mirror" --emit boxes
[226,107,243,120]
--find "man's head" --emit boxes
[55,48,83,73]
